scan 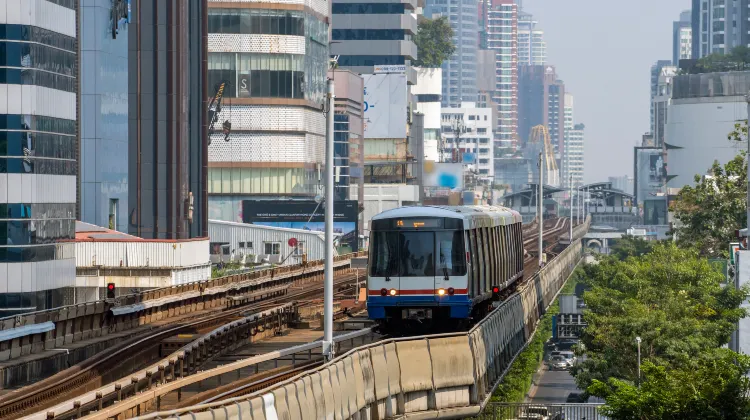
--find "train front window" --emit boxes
[370,231,398,277]
[399,231,435,277]
[437,231,467,276]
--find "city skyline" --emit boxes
[523,0,689,183]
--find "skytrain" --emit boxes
[366,205,525,332]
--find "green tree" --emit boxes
[413,17,455,68]
[670,153,747,258]
[572,243,749,417]
[610,235,656,260]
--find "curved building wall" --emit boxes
[0,0,77,311]
[207,2,329,216]
[665,96,745,189]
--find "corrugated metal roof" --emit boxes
[0,321,55,341]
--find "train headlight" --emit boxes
[389,289,397,296]
[437,288,446,296]
[380,288,388,297]
[448,287,455,296]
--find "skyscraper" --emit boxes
[517,65,562,150]
[425,0,478,107]
[692,0,750,58]
[673,10,692,65]
[0,0,78,309]
[128,0,208,240]
[483,0,518,149]
[517,11,545,65]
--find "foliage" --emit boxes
[609,235,656,260]
[590,351,750,420]
[728,120,748,142]
[572,243,750,418]
[413,17,455,68]
[686,46,750,74]
[492,272,580,402]
[670,152,747,258]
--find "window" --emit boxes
[332,29,406,40]
[208,9,305,35]
[264,242,281,255]
[332,3,407,14]
[239,242,245,248]
[108,199,119,231]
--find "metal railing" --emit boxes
[475,403,608,420]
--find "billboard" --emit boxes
[242,200,359,253]
[423,161,464,189]
[363,74,407,139]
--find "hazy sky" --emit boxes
[522,0,690,183]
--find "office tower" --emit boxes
[518,11,545,65]
[330,0,417,81]
[128,0,208,239]
[673,10,692,65]
[484,0,518,149]
[653,66,677,148]
[424,0,479,107]
[206,1,329,222]
[518,65,563,152]
[0,0,78,310]
[649,60,671,135]
[692,0,750,58]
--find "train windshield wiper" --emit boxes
[442,266,449,281]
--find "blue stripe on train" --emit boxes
[367,295,472,319]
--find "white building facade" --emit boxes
[665,72,747,190]
[441,103,495,180]
[206,0,330,222]
[562,93,584,188]
[414,68,443,162]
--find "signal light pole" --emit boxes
[538,151,544,268]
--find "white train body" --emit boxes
[366,205,524,330]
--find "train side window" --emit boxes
[489,225,497,289]
[497,225,508,283]
[469,229,479,294]
[476,227,484,294]
[515,224,522,273]
[466,231,475,296]
[500,225,507,283]
[483,226,492,294]
[509,226,515,277]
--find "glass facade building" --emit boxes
[79,0,129,232]
[0,0,78,312]
[127,0,208,240]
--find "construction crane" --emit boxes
[529,125,560,186]
[208,81,231,145]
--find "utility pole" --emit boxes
[746,93,750,231]
[569,174,573,241]
[539,151,544,268]
[636,336,642,388]
[323,78,335,361]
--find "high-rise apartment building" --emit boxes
[330,0,417,83]
[425,0,478,107]
[0,0,78,310]
[649,60,671,135]
[483,0,518,149]
[517,11,545,65]
[441,103,495,180]
[206,1,329,222]
[691,0,750,58]
[673,10,692,65]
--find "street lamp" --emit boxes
[636,336,642,387]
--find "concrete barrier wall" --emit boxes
[140,240,584,420]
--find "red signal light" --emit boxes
[448,287,455,295]
[492,286,500,294]
[107,283,115,290]
[106,283,116,299]
[380,288,388,297]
